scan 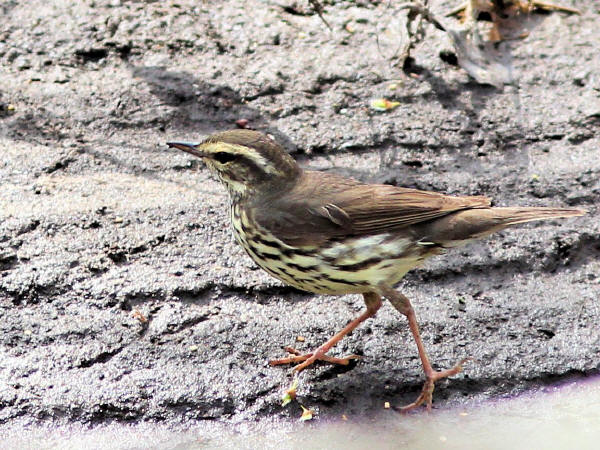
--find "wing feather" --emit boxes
[252,171,490,247]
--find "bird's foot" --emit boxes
[270,294,380,372]
[269,346,360,371]
[395,357,469,413]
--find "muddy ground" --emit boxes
[1,0,599,427]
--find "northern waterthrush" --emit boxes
[167,130,585,411]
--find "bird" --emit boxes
[167,129,585,412]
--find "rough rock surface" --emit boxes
[1,0,598,426]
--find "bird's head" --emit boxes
[167,130,301,199]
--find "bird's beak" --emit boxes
[166,141,205,158]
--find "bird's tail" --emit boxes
[420,206,587,247]
[484,207,586,226]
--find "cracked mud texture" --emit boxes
[1,0,599,427]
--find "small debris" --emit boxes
[370,98,400,112]
[296,336,305,342]
[132,309,148,323]
[235,119,249,128]
[188,345,199,352]
[300,405,314,421]
[384,401,391,409]
[308,0,333,31]
[282,377,299,406]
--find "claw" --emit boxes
[394,358,470,413]
[268,346,360,369]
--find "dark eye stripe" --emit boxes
[213,150,270,183]
[213,152,237,164]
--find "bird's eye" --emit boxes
[213,152,237,164]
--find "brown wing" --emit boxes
[253,171,491,247]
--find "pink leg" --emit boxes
[379,284,468,412]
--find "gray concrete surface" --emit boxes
[1,0,598,427]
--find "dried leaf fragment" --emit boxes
[300,405,314,421]
[132,309,148,323]
[370,98,400,112]
[282,377,299,407]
